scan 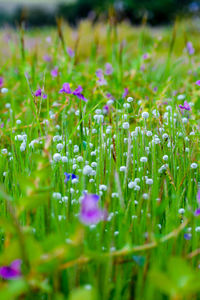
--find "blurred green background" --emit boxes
[0,0,199,27]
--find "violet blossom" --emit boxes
[43,55,52,62]
[51,67,58,78]
[0,259,22,280]
[34,88,47,99]
[179,101,191,111]
[59,83,87,102]
[0,77,3,88]
[105,63,113,75]
[67,47,75,58]
[79,194,107,225]
[186,42,194,55]
[122,87,129,98]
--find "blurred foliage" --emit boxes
[0,0,199,27]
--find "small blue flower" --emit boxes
[64,172,78,183]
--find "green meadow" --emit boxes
[0,18,199,299]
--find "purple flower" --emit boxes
[179,101,191,111]
[67,47,75,58]
[59,83,72,94]
[106,92,114,100]
[142,53,149,60]
[34,88,47,99]
[43,55,51,62]
[184,233,192,240]
[196,80,200,86]
[59,83,87,102]
[96,69,104,79]
[186,42,194,55]
[79,194,107,225]
[103,105,109,114]
[0,77,3,88]
[122,87,129,98]
[194,208,200,216]
[64,172,78,183]
[34,88,42,97]
[51,67,58,78]
[0,259,22,280]
[105,63,113,75]
[97,77,107,86]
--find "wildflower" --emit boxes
[64,173,78,183]
[43,54,51,62]
[105,63,113,75]
[0,259,22,280]
[103,105,109,114]
[79,194,107,225]
[163,155,168,161]
[142,53,149,60]
[51,67,58,78]
[34,88,42,97]
[179,101,191,111]
[196,80,200,86]
[122,88,129,98]
[83,165,93,175]
[1,88,8,93]
[184,233,192,240]
[122,122,129,129]
[186,42,194,55]
[191,163,198,169]
[127,96,133,103]
[67,47,75,58]
[142,112,149,119]
[59,83,87,102]
[0,77,3,88]
[59,83,71,94]
[53,153,62,162]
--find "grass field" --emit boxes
[0,18,199,300]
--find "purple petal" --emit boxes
[67,47,75,58]
[34,88,42,97]
[195,208,200,216]
[122,87,129,98]
[59,83,72,94]
[0,260,22,280]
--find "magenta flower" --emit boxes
[122,87,129,98]
[194,208,200,216]
[43,55,51,62]
[51,67,58,78]
[34,88,47,99]
[96,69,107,86]
[103,105,109,114]
[96,69,103,79]
[179,101,191,111]
[79,194,107,225]
[67,47,75,58]
[142,53,149,60]
[34,88,42,97]
[59,83,87,102]
[105,63,113,75]
[186,42,194,55]
[59,83,72,94]
[195,80,200,86]
[0,77,3,88]
[0,259,22,280]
